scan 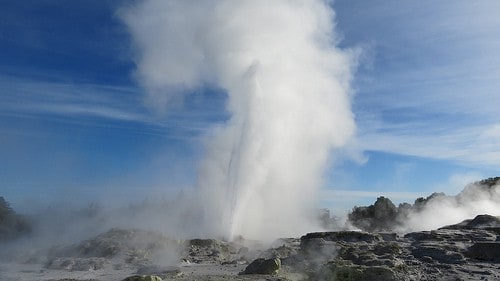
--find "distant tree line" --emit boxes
[478,177,500,187]
[0,196,31,241]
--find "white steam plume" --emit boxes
[403,180,500,232]
[121,0,357,241]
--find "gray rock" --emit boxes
[28,214,500,281]
[240,257,281,275]
[296,217,500,281]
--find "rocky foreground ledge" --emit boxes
[297,215,500,281]
[1,215,499,281]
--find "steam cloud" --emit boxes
[347,178,500,234]
[121,0,357,241]
[403,181,500,231]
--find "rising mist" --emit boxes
[120,0,358,241]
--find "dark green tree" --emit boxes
[0,196,31,241]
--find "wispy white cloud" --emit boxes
[34,103,146,122]
[338,1,500,169]
[360,124,500,168]
[0,74,223,139]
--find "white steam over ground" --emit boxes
[402,180,500,232]
[347,178,500,234]
[120,0,357,241]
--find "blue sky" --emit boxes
[1,0,499,212]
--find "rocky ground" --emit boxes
[1,214,499,281]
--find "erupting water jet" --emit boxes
[121,0,357,241]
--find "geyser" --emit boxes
[121,0,357,241]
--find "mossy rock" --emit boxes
[317,262,396,281]
[240,257,281,275]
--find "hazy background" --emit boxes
[1,0,499,221]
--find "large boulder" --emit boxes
[240,257,281,275]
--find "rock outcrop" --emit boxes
[292,222,500,281]
[240,257,281,275]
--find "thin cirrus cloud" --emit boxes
[360,125,500,168]
[0,74,222,139]
[337,0,500,168]
[0,75,142,117]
